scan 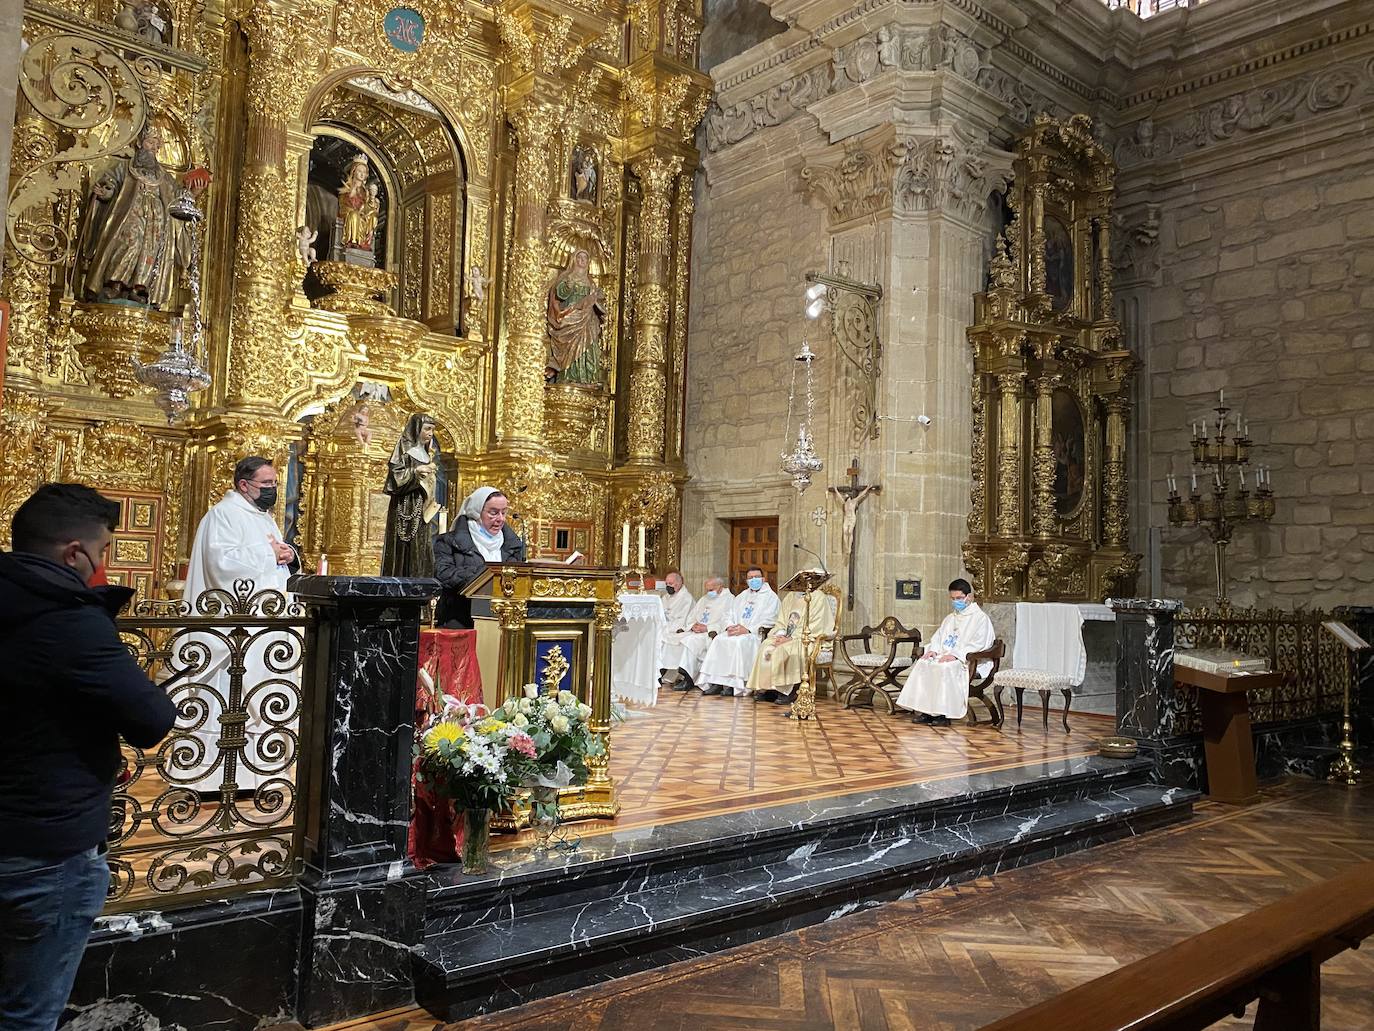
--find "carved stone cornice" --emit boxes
[799,125,1010,229]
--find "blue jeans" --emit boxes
[0,846,108,1031]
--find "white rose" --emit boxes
[518,698,535,715]
[513,713,530,728]
[542,703,560,722]
[550,714,570,734]
[557,690,575,705]
[577,703,592,721]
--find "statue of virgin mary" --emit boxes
[545,248,606,384]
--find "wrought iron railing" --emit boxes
[108,581,306,912]
[1176,605,1350,726]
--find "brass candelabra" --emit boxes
[1166,395,1275,603]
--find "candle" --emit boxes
[318,553,329,576]
[1190,470,1197,492]
[1239,466,1246,488]
[637,523,646,568]
[1167,473,1176,494]
[1219,388,1224,406]
[620,520,630,567]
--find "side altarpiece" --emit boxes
[0,0,708,590]
[963,115,1141,602]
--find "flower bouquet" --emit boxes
[413,700,540,872]
[489,687,603,849]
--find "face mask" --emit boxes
[665,584,677,595]
[952,598,969,613]
[72,546,104,587]
[707,590,719,599]
[747,576,763,591]
[252,485,279,511]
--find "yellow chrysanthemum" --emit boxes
[476,718,508,735]
[423,721,465,750]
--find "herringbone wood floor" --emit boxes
[494,688,1111,849]
[325,779,1374,1031]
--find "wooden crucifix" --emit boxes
[828,457,881,611]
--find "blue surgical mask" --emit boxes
[707,589,719,599]
[952,598,969,612]
[747,576,763,591]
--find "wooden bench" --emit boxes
[978,859,1374,1031]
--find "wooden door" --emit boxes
[729,518,778,594]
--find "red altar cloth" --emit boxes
[408,629,483,869]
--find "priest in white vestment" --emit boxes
[895,578,995,726]
[699,567,780,696]
[181,456,299,797]
[669,576,732,689]
[746,583,835,704]
[656,571,695,682]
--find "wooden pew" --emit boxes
[979,860,1374,1031]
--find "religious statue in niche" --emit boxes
[570,145,598,203]
[1044,214,1074,311]
[382,413,441,577]
[295,225,318,266]
[545,248,606,384]
[114,0,167,43]
[336,154,382,260]
[77,123,207,308]
[1051,388,1085,516]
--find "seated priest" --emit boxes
[433,486,525,629]
[895,578,995,726]
[747,577,835,705]
[670,575,733,690]
[699,566,780,696]
[657,571,695,682]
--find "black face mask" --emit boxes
[665,584,677,595]
[253,486,279,511]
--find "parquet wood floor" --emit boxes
[328,779,1374,1031]
[494,688,1112,849]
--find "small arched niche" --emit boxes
[306,75,468,335]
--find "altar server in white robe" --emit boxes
[699,566,780,696]
[669,576,732,689]
[747,581,834,704]
[181,456,299,797]
[895,578,995,726]
[657,571,695,682]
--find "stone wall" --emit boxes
[1142,145,1374,608]
[681,132,831,595]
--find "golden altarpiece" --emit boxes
[0,0,708,593]
[963,115,1140,602]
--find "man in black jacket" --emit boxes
[0,483,177,1031]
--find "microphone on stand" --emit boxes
[793,542,828,575]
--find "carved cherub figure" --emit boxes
[295,225,318,265]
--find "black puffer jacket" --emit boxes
[0,552,177,857]
[432,518,525,628]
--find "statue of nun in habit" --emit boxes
[381,413,441,577]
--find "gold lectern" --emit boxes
[462,565,623,823]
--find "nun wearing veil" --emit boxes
[381,413,439,578]
[433,486,526,628]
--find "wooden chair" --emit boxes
[807,583,842,697]
[838,617,923,713]
[965,638,1005,727]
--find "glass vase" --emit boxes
[461,807,492,875]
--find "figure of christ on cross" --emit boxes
[828,458,881,611]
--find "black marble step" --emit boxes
[422,755,1154,936]
[414,764,1197,1020]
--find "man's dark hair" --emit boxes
[948,578,973,595]
[746,566,765,577]
[233,456,273,488]
[11,483,121,554]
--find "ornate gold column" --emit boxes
[225,0,301,412]
[500,102,555,447]
[666,169,694,465]
[995,372,1025,537]
[588,597,620,791]
[1031,368,1058,539]
[625,152,680,463]
[1102,395,1130,549]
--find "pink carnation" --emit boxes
[510,733,536,758]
